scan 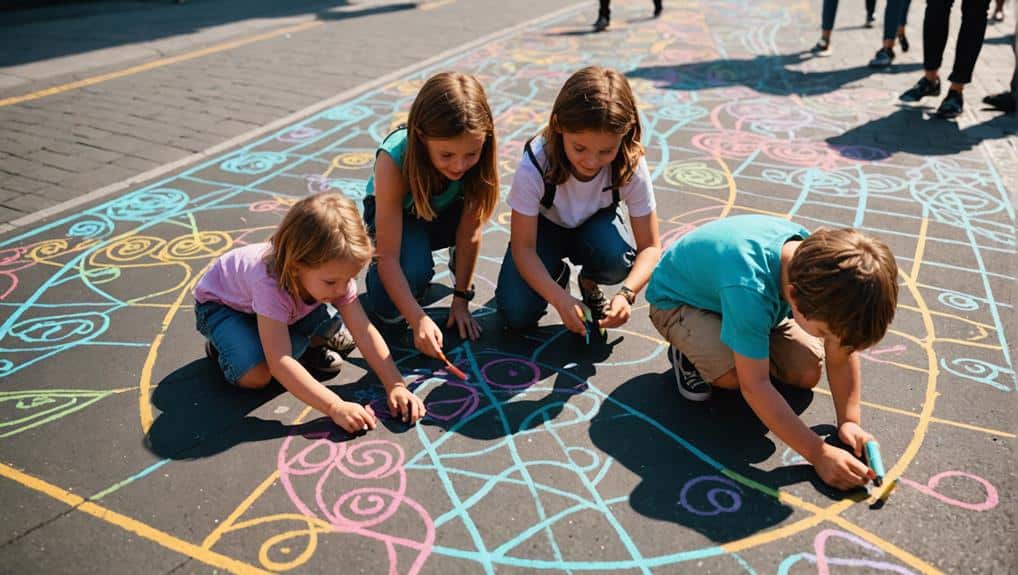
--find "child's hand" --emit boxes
[413,315,444,359]
[838,421,875,457]
[387,385,426,425]
[552,292,588,335]
[813,443,872,490]
[329,401,378,434]
[599,293,632,329]
[447,297,481,341]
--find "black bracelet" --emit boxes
[452,286,475,302]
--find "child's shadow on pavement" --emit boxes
[590,373,854,543]
[144,357,377,459]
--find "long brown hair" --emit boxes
[789,228,899,351]
[540,66,644,186]
[266,193,374,303]
[403,72,499,222]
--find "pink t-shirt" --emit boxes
[193,242,358,325]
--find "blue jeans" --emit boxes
[495,205,635,330]
[194,301,331,385]
[823,0,911,38]
[362,195,463,320]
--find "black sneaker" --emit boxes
[868,47,895,68]
[897,33,909,52]
[933,90,964,119]
[578,277,609,320]
[809,38,832,57]
[300,346,343,374]
[593,15,609,31]
[900,76,941,102]
[653,0,663,17]
[668,347,711,401]
[983,91,1017,114]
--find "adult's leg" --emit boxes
[923,0,955,74]
[946,0,992,85]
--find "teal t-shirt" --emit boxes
[364,127,463,214]
[646,215,810,360]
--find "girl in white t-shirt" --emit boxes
[194,193,425,432]
[495,66,662,335]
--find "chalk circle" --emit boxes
[901,471,999,512]
[655,104,708,122]
[66,218,114,239]
[831,145,890,163]
[105,188,189,221]
[788,168,856,196]
[913,185,1004,218]
[724,101,815,131]
[691,131,768,159]
[220,152,288,175]
[321,104,372,122]
[6,312,109,350]
[678,475,744,516]
[565,447,601,473]
[663,161,727,189]
[937,291,979,311]
[159,231,233,261]
[94,235,165,263]
[331,152,375,169]
[482,358,540,390]
[27,239,71,261]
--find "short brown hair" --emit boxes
[266,193,373,303]
[788,228,898,351]
[541,66,644,187]
[404,72,499,222]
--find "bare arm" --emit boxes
[338,298,425,424]
[620,210,661,293]
[735,354,826,462]
[373,152,427,326]
[735,352,870,489]
[510,210,585,334]
[257,314,376,432]
[826,343,873,458]
[448,200,485,340]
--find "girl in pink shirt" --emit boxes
[194,193,425,432]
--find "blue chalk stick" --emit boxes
[865,440,885,486]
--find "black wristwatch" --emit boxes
[616,285,637,305]
[452,285,475,302]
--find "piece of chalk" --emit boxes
[361,424,368,431]
[864,440,885,486]
[445,362,469,381]
[877,478,898,503]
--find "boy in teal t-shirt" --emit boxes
[646,215,899,491]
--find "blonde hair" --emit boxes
[403,72,499,222]
[266,193,373,303]
[540,66,644,187]
[789,228,899,351]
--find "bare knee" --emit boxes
[713,368,740,390]
[789,364,822,389]
[236,364,272,389]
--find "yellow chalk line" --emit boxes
[0,462,269,575]
[0,21,323,108]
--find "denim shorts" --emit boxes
[194,301,331,386]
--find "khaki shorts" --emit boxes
[649,304,825,383]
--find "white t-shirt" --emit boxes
[507,136,656,229]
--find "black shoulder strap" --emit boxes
[601,163,621,206]
[524,137,557,210]
[382,123,407,146]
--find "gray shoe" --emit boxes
[669,346,711,401]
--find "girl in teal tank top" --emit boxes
[363,72,499,361]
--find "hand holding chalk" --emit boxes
[438,351,468,380]
[864,440,886,486]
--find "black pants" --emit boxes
[923,0,991,84]
[599,0,662,18]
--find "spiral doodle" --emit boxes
[937,291,980,311]
[276,125,322,143]
[220,152,288,175]
[691,131,768,159]
[912,185,1005,219]
[677,475,744,516]
[158,231,232,261]
[105,188,189,221]
[663,161,728,189]
[94,235,165,263]
[66,218,114,239]
[939,358,1013,392]
[322,104,372,122]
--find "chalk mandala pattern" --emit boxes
[0,0,1014,573]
